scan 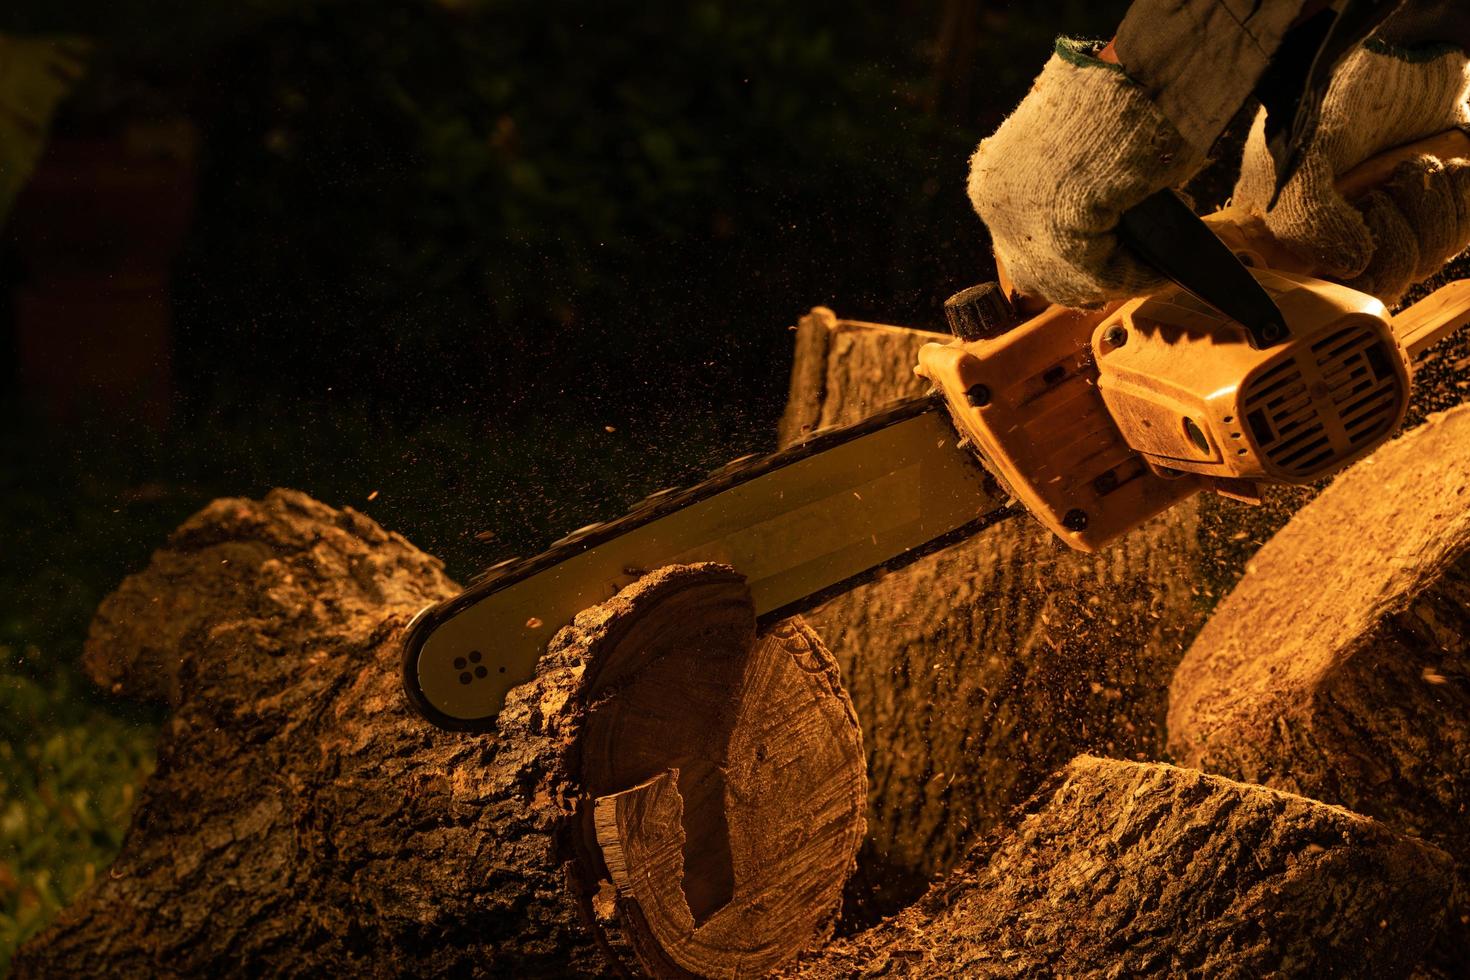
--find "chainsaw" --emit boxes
[403,129,1470,732]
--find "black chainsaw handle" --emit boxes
[944,191,1287,350]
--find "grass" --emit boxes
[0,650,157,972]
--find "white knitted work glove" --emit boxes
[1234,42,1470,305]
[1349,154,1470,303]
[968,39,1207,309]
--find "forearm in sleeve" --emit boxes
[1112,0,1470,163]
[1112,0,1314,155]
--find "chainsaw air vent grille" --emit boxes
[1241,322,1404,478]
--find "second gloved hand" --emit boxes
[1233,41,1470,306]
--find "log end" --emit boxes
[82,488,457,703]
[560,565,866,978]
[1170,405,1470,754]
[1169,405,1470,961]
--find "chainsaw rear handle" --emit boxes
[1118,189,1289,350]
[1203,128,1470,281]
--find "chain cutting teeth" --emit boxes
[709,453,761,477]
[636,487,678,506]
[552,523,605,549]
[472,556,523,585]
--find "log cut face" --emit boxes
[1170,403,1470,957]
[788,756,1454,979]
[568,576,867,978]
[778,308,1207,912]
[14,490,865,979]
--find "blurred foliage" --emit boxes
[175,0,980,410]
[0,35,89,225]
[4,0,1134,415]
[164,0,1129,411]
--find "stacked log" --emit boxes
[13,491,866,979]
[1170,402,1470,963]
[21,293,1470,977]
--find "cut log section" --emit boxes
[787,756,1454,978]
[13,490,865,979]
[1170,402,1470,960]
[571,577,867,978]
[778,307,1209,913]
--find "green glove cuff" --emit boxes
[1053,37,1126,75]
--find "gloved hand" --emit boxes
[1233,41,1470,306]
[967,39,1207,309]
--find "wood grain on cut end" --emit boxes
[1171,402,1470,959]
[787,756,1453,979]
[573,564,866,979]
[778,308,1207,915]
[594,770,694,953]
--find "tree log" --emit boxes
[14,490,865,978]
[777,307,1209,914]
[1170,403,1470,961]
[787,756,1454,978]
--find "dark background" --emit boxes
[0,0,1132,960]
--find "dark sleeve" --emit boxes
[1116,1,1467,161]
[1378,0,1470,52]
[1113,0,1309,154]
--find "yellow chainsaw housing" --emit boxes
[1093,270,1406,485]
[917,272,1470,554]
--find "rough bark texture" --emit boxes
[80,487,456,706]
[1170,402,1470,960]
[14,490,864,978]
[778,307,1210,914]
[787,756,1454,979]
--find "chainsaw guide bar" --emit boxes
[401,395,1016,731]
[403,132,1470,734]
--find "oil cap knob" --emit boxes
[944,281,1018,341]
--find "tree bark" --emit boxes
[13,490,865,979]
[787,756,1454,979]
[1170,402,1470,964]
[777,308,1209,916]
